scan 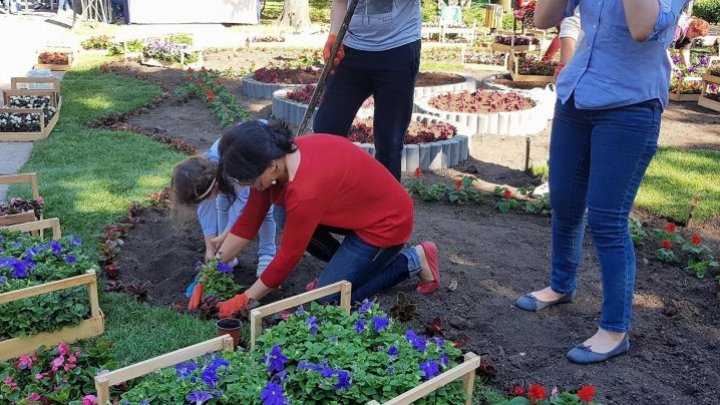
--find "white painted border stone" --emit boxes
[414,90,550,137]
[243,74,308,99]
[353,113,472,172]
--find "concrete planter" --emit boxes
[353,113,471,172]
[272,88,373,130]
[414,72,477,99]
[242,74,309,99]
[414,91,549,137]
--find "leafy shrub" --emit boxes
[502,12,515,30]
[462,2,486,26]
[80,35,113,50]
[0,230,96,339]
[693,0,720,24]
[121,302,467,404]
[421,0,438,22]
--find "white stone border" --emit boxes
[413,89,550,137]
[242,74,309,99]
[353,113,471,172]
[414,72,477,99]
[272,88,373,130]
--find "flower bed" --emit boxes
[413,72,476,98]
[0,340,117,404]
[243,67,322,99]
[141,40,202,69]
[0,89,62,141]
[351,114,471,171]
[98,282,480,404]
[0,221,104,361]
[271,85,373,129]
[511,56,557,83]
[178,68,251,127]
[415,90,547,137]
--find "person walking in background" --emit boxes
[516,0,690,365]
[2,0,18,14]
[312,0,422,180]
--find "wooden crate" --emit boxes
[5,217,61,239]
[698,73,720,112]
[10,77,61,92]
[669,76,703,102]
[0,89,62,141]
[510,57,556,83]
[0,172,42,227]
[34,47,75,71]
[95,281,480,405]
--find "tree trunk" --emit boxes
[276,0,311,30]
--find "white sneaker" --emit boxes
[257,255,274,277]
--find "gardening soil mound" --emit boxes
[416,71,467,87]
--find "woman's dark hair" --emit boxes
[171,155,218,206]
[216,120,296,196]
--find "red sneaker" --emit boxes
[306,278,318,292]
[416,241,440,294]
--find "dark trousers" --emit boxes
[313,40,421,180]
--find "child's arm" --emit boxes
[197,198,220,260]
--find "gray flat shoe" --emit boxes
[515,290,576,312]
[567,334,630,364]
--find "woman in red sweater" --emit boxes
[188,120,440,318]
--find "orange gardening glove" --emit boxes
[188,283,204,311]
[323,34,345,67]
[216,292,250,318]
[554,63,566,80]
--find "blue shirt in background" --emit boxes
[556,0,690,110]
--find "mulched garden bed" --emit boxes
[416,72,468,87]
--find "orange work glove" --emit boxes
[323,34,345,67]
[216,292,250,318]
[554,63,566,80]
[188,283,204,311]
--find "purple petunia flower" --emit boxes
[440,354,449,367]
[387,345,398,356]
[333,370,352,391]
[420,360,440,380]
[0,276,6,283]
[11,259,33,279]
[65,254,77,264]
[264,345,288,373]
[373,316,389,333]
[201,367,219,388]
[71,236,83,247]
[358,299,373,314]
[355,318,365,334]
[296,305,304,315]
[321,366,334,378]
[406,330,426,353]
[176,362,198,379]
[217,262,233,274]
[328,336,338,343]
[187,390,213,404]
[47,241,62,255]
[433,336,445,348]
[306,316,318,334]
[261,381,287,405]
[194,261,202,271]
[387,366,394,375]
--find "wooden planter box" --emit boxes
[669,77,702,101]
[140,49,203,70]
[698,73,720,112]
[95,281,480,405]
[0,219,103,361]
[0,89,62,141]
[0,172,42,227]
[34,47,75,71]
[10,77,61,92]
[510,57,556,83]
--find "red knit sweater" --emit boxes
[231,134,414,288]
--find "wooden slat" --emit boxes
[0,172,40,200]
[0,271,96,304]
[249,281,351,350]
[10,77,61,92]
[0,211,37,226]
[6,218,61,239]
[94,335,234,404]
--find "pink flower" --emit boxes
[64,362,77,371]
[51,355,65,371]
[4,376,18,391]
[58,343,70,356]
[68,355,77,363]
[35,197,45,205]
[83,394,98,405]
[28,393,42,402]
[18,354,33,369]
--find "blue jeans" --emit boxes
[57,0,71,10]
[110,0,123,17]
[313,40,421,180]
[274,207,421,302]
[549,96,661,333]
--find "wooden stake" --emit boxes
[524,136,531,172]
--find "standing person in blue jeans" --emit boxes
[312,0,421,180]
[171,137,277,297]
[515,0,690,364]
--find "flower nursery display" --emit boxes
[348,117,457,144]
[0,230,95,340]
[38,52,69,66]
[514,56,557,76]
[143,40,200,65]
[120,302,468,404]
[494,35,540,46]
[8,95,58,123]
[429,90,535,113]
[0,197,44,220]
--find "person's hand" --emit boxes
[187,283,204,310]
[554,63,566,80]
[216,292,250,318]
[323,34,345,67]
[211,228,230,251]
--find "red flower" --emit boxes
[577,385,596,402]
[511,385,526,396]
[528,384,547,402]
[196,78,202,85]
[205,89,216,103]
[664,222,676,234]
[691,234,702,245]
[503,189,512,199]
[661,239,673,249]
[455,179,462,191]
[215,80,222,86]
[187,67,194,74]
[414,167,423,177]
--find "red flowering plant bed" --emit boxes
[505,382,602,404]
[428,90,535,113]
[648,222,719,279]
[178,67,251,127]
[348,117,456,144]
[252,66,321,85]
[0,340,117,404]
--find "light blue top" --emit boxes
[344,0,421,51]
[197,139,225,236]
[556,0,690,110]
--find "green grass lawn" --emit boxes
[636,148,720,223]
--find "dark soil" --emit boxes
[103,49,720,405]
[252,67,321,84]
[416,71,467,87]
